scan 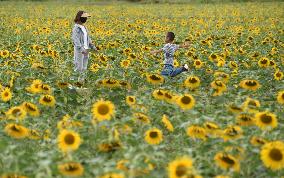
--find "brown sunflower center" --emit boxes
[206,124,217,129]
[157,90,164,96]
[248,101,257,106]
[11,125,20,132]
[215,81,223,87]
[221,155,235,165]
[188,78,197,83]
[149,131,158,138]
[35,84,41,89]
[64,134,75,145]
[106,79,116,84]
[137,114,148,122]
[260,114,272,124]
[4,92,9,97]
[175,165,187,177]
[211,54,217,59]
[282,93,284,99]
[256,138,265,144]
[66,164,78,171]
[181,96,191,104]
[128,97,134,102]
[59,82,68,87]
[26,104,36,111]
[240,115,252,121]
[98,104,110,115]
[150,75,161,81]
[43,96,52,102]
[269,149,283,161]
[12,108,21,116]
[42,85,49,90]
[245,80,257,86]
[195,61,201,65]
[120,81,127,86]
[276,73,281,77]
[261,59,268,64]
[164,93,172,99]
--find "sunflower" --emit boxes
[258,57,270,68]
[1,50,10,58]
[1,174,27,178]
[186,125,207,140]
[120,59,131,68]
[152,89,165,100]
[214,72,230,84]
[224,146,245,160]
[214,152,240,172]
[203,122,221,136]
[193,59,203,69]
[164,91,177,103]
[229,61,238,69]
[1,87,12,102]
[250,136,267,147]
[116,159,129,171]
[176,94,195,110]
[6,106,27,120]
[21,102,40,117]
[274,69,283,81]
[214,176,230,178]
[277,90,284,104]
[57,81,69,89]
[168,157,193,178]
[236,114,254,126]
[261,141,284,170]
[222,125,243,141]
[146,73,164,85]
[98,54,108,63]
[209,53,218,61]
[58,162,84,177]
[161,114,174,132]
[98,141,122,152]
[89,63,100,73]
[211,80,227,92]
[254,111,277,130]
[133,112,150,124]
[144,128,163,145]
[126,96,136,106]
[28,129,41,140]
[41,84,51,94]
[184,76,200,89]
[102,78,120,88]
[26,79,42,94]
[92,99,115,122]
[57,129,81,152]
[242,97,260,113]
[100,173,124,178]
[4,123,29,139]
[228,104,243,114]
[119,81,131,89]
[239,79,261,91]
[39,94,56,107]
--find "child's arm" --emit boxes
[150,49,163,55]
[179,41,190,49]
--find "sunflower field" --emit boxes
[0,1,283,178]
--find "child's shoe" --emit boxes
[183,64,189,71]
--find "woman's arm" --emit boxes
[88,36,97,51]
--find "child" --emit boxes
[150,32,190,77]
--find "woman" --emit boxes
[72,11,96,81]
